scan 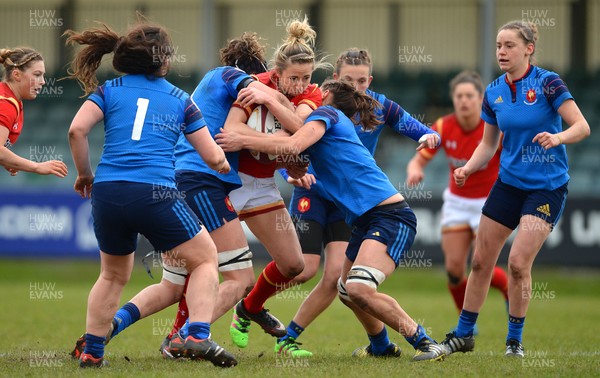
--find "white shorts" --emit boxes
[229,172,285,220]
[440,188,486,233]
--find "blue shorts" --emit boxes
[290,186,351,255]
[92,182,202,255]
[346,201,417,267]
[176,171,239,232]
[482,179,568,230]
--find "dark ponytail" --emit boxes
[64,22,173,95]
[321,79,381,131]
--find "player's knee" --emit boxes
[345,265,386,307]
[281,259,305,278]
[447,271,463,285]
[292,263,318,284]
[507,255,530,280]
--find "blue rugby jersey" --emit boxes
[481,65,573,190]
[303,106,399,225]
[305,89,438,200]
[174,66,252,188]
[88,74,205,187]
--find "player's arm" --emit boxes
[68,100,105,196]
[406,153,433,186]
[222,106,277,138]
[532,99,590,149]
[454,122,500,187]
[382,97,440,148]
[217,119,325,156]
[185,127,229,173]
[237,83,305,133]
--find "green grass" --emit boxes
[1,259,599,377]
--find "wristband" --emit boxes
[556,134,562,144]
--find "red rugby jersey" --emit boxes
[234,71,322,178]
[0,82,24,148]
[419,113,500,198]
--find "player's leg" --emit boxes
[338,254,401,358]
[441,229,473,312]
[165,229,236,367]
[239,207,303,334]
[276,216,350,357]
[441,181,523,356]
[228,174,302,343]
[503,184,566,357]
[80,251,135,367]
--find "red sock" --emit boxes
[168,275,190,338]
[244,261,291,313]
[448,278,468,312]
[490,266,509,301]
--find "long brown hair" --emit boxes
[321,79,381,131]
[0,48,43,81]
[220,32,267,75]
[64,22,173,94]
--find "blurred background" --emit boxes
[0,0,598,266]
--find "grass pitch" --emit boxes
[1,259,599,377]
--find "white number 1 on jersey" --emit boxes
[131,98,150,141]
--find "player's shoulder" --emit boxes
[486,74,506,91]
[366,88,386,104]
[310,105,339,121]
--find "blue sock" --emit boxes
[405,324,433,349]
[188,322,211,340]
[83,333,106,359]
[112,302,140,337]
[280,320,304,342]
[369,326,391,355]
[507,315,525,343]
[455,309,478,337]
[179,319,190,338]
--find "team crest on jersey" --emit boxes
[297,197,310,213]
[524,89,537,105]
[225,197,235,213]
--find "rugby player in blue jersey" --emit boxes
[65,21,236,368]
[216,79,446,362]
[440,20,590,358]
[275,48,440,358]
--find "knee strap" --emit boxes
[346,265,386,289]
[218,247,253,272]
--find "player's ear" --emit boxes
[368,75,373,88]
[332,72,339,80]
[11,69,22,82]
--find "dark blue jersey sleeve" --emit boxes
[373,90,439,146]
[183,97,206,134]
[481,91,497,125]
[542,74,574,111]
[87,84,106,112]
[305,106,339,131]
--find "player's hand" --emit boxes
[285,163,309,179]
[453,167,471,187]
[215,128,244,152]
[406,169,424,187]
[532,132,561,150]
[217,160,231,174]
[237,87,272,108]
[4,166,18,176]
[34,160,68,178]
[287,173,316,190]
[74,175,94,198]
[416,134,439,151]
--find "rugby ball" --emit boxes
[246,105,282,163]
